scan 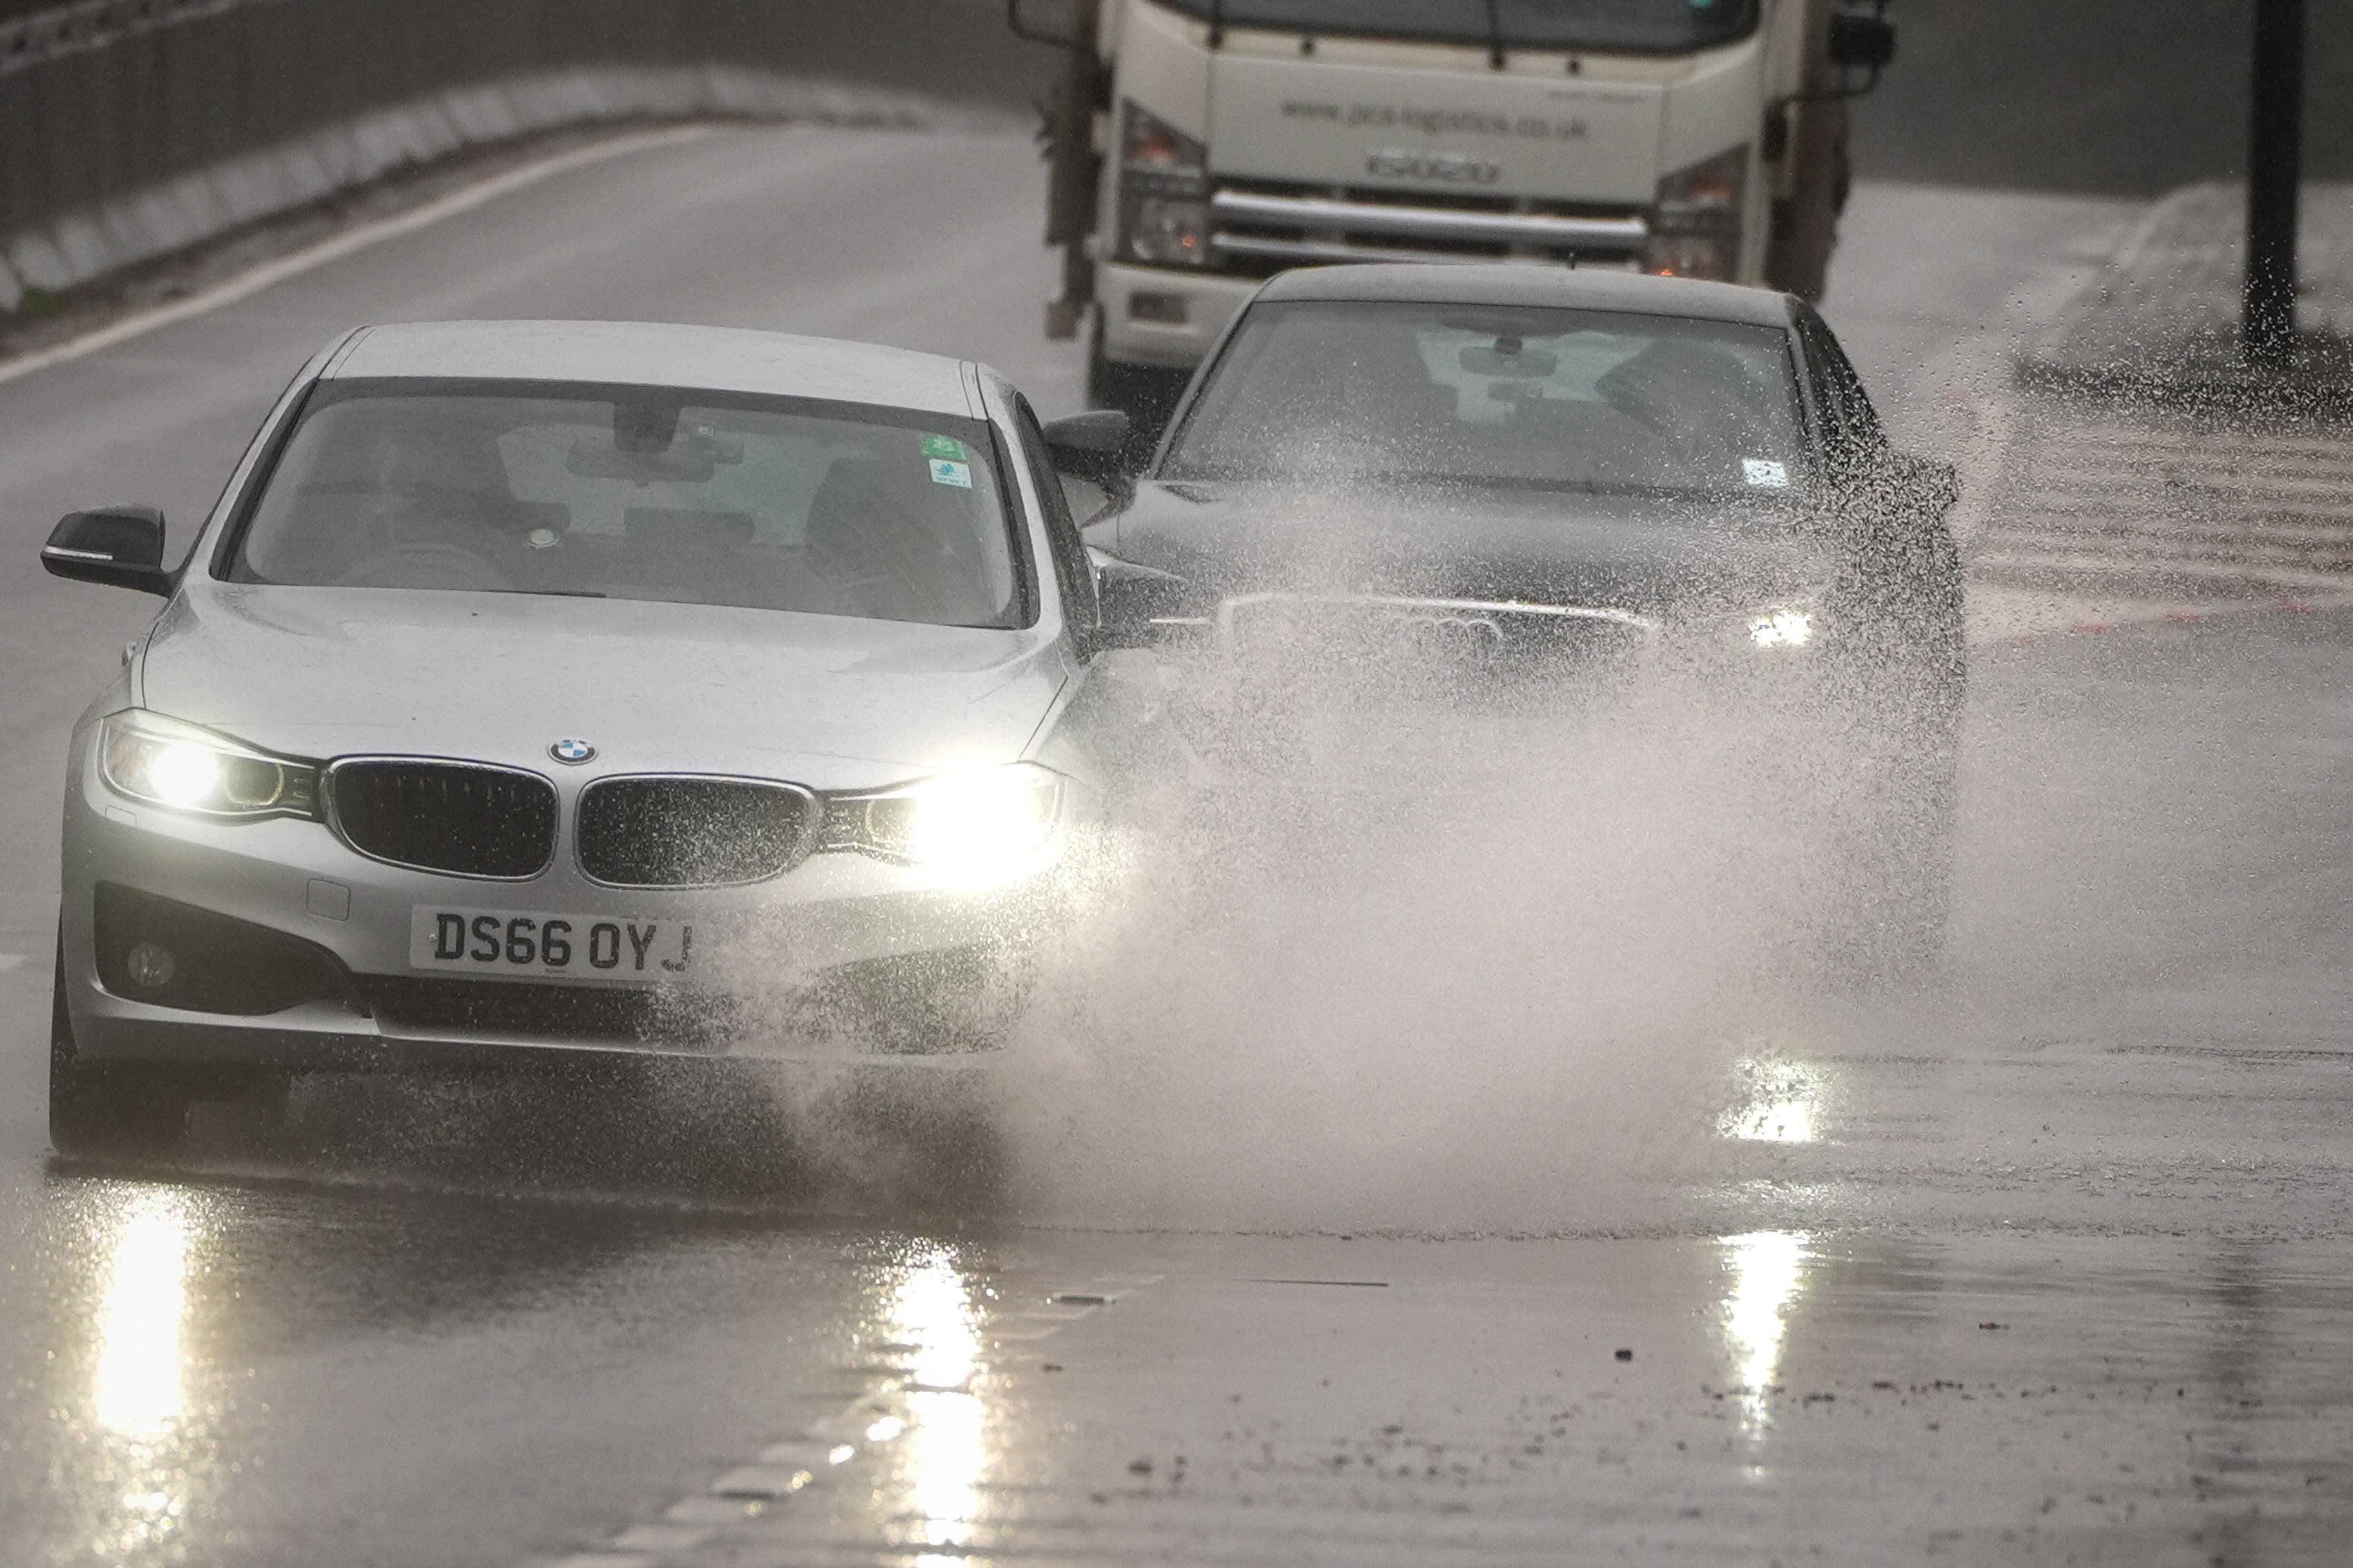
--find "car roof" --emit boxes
[1251,264,1797,329]
[326,320,977,416]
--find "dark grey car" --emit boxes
[1082,264,1966,973]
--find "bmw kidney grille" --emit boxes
[327,760,559,879]
[576,777,815,888]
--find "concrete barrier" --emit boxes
[0,0,1054,314]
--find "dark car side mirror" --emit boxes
[42,507,174,596]
[1886,452,1961,516]
[1090,550,1197,650]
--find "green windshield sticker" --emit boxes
[921,434,968,461]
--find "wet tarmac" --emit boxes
[0,126,2348,1565]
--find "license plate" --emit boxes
[410,907,693,978]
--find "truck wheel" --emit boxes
[50,939,195,1159]
[1762,99,1850,302]
[1087,327,1190,456]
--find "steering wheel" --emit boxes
[333,542,514,592]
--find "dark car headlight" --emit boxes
[1747,606,1819,649]
[99,710,319,819]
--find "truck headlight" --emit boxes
[1648,144,1748,280]
[1118,102,1210,269]
[833,764,1068,880]
[99,710,320,818]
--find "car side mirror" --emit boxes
[1887,452,1960,516]
[1044,409,1138,519]
[42,507,174,596]
[1090,550,1195,650]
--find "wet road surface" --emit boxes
[0,126,2349,1565]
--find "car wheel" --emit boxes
[1820,680,1960,986]
[49,938,195,1159]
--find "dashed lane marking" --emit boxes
[527,1271,1164,1568]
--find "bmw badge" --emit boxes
[549,738,596,765]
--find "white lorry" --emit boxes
[1010,0,1895,421]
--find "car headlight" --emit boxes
[1748,607,1817,649]
[832,763,1068,879]
[1648,144,1748,280]
[98,710,320,818]
[1118,101,1210,268]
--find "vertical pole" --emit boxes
[2244,0,2305,369]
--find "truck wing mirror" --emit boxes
[42,507,174,596]
[1827,13,1896,70]
[1008,0,1088,49]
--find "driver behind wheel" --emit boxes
[244,403,532,590]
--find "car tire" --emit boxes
[48,937,196,1159]
[1822,690,1959,987]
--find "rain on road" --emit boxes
[0,124,2348,1566]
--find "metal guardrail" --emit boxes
[0,0,1052,295]
[0,0,251,78]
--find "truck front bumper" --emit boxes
[1097,263,1262,372]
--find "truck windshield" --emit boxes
[1160,298,1806,500]
[1151,0,1759,53]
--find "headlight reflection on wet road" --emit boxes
[94,1191,191,1440]
[882,1246,991,1556]
[1720,1230,1810,1463]
[1718,1053,1828,1143]
[85,1186,209,1563]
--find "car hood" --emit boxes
[136,583,1071,788]
[1093,479,1836,617]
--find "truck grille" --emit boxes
[328,760,557,879]
[1209,180,1649,276]
[576,776,815,888]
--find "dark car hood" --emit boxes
[1091,479,1835,617]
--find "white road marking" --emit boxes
[0,124,715,389]
[531,1274,1153,1566]
[609,1525,710,1553]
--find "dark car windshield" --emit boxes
[228,379,1030,629]
[1161,299,1806,500]
[1151,0,1759,53]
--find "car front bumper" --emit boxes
[59,739,1080,1072]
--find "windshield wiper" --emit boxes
[486,587,607,597]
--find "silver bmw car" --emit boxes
[40,320,1140,1156]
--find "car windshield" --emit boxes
[1161,299,1807,500]
[1149,0,1759,52]
[229,380,1029,628]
